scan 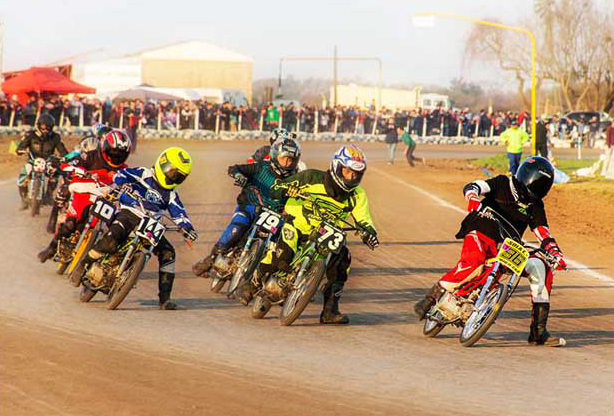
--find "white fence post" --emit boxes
[354,117,359,134]
[334,116,339,133]
[422,118,426,137]
[457,120,462,137]
[79,105,84,127]
[215,114,220,134]
[195,107,200,130]
[372,116,378,135]
[238,113,242,132]
[439,120,443,137]
[157,109,161,131]
[119,105,124,130]
[259,111,264,132]
[314,111,319,134]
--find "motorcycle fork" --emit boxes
[475,262,500,308]
[116,237,139,277]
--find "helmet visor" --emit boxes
[334,164,364,189]
[160,159,188,185]
[106,147,129,166]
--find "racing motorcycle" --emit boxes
[422,207,562,347]
[73,188,192,309]
[22,152,60,217]
[250,193,369,326]
[209,188,281,296]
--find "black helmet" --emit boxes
[515,156,554,201]
[269,136,301,178]
[268,128,289,145]
[37,113,55,134]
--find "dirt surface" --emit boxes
[1,140,613,416]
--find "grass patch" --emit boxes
[472,154,597,175]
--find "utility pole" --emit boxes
[333,45,338,107]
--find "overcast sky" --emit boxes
[1,0,535,88]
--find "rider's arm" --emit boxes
[269,169,318,199]
[530,202,566,269]
[113,167,144,186]
[351,186,376,233]
[463,177,496,212]
[53,134,69,157]
[228,162,259,179]
[167,191,194,231]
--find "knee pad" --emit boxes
[525,257,550,302]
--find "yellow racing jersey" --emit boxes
[270,169,375,236]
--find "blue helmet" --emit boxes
[330,144,367,192]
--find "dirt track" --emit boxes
[1,141,613,416]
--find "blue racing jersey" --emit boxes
[114,167,193,231]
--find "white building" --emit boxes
[50,41,254,103]
[419,93,450,110]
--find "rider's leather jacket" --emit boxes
[17,129,68,159]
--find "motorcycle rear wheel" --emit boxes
[106,252,147,310]
[459,284,508,347]
[251,295,272,319]
[279,259,326,326]
[79,285,97,303]
[423,311,446,337]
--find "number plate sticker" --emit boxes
[92,198,116,224]
[317,223,345,254]
[135,216,166,245]
[255,210,281,233]
[496,238,529,275]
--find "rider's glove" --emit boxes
[233,173,248,188]
[73,166,87,177]
[183,227,198,242]
[16,149,26,156]
[286,184,302,198]
[544,241,567,270]
[360,226,379,250]
[466,193,481,213]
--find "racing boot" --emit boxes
[528,303,566,347]
[192,247,221,278]
[238,270,263,306]
[320,282,349,325]
[413,283,446,321]
[158,271,178,310]
[18,186,28,210]
[37,241,56,263]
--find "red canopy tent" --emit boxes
[1,66,96,104]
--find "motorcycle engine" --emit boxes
[263,276,284,301]
[436,292,462,321]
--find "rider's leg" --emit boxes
[154,236,177,310]
[17,164,29,209]
[320,246,351,324]
[413,231,496,320]
[85,210,139,264]
[526,259,562,345]
[240,223,298,306]
[192,204,256,277]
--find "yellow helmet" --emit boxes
[153,147,193,189]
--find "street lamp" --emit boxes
[411,12,537,155]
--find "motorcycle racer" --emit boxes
[16,113,68,208]
[246,128,288,164]
[192,134,302,277]
[413,156,566,346]
[37,130,132,263]
[240,144,379,324]
[83,147,198,310]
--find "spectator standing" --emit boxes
[601,121,614,176]
[23,96,37,126]
[400,127,420,167]
[385,120,398,165]
[535,116,549,157]
[265,103,278,131]
[500,119,529,175]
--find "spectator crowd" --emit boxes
[0,94,607,147]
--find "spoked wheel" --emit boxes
[30,180,41,217]
[423,310,446,337]
[68,228,98,287]
[210,272,226,293]
[79,285,97,303]
[106,252,147,310]
[228,239,263,297]
[459,284,508,347]
[279,260,326,326]
[251,295,272,319]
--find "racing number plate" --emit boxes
[92,198,116,224]
[135,216,166,246]
[496,238,529,275]
[255,210,281,233]
[317,223,345,254]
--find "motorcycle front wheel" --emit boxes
[228,239,263,297]
[459,284,508,347]
[279,259,326,326]
[106,252,147,310]
[30,180,41,217]
[68,227,99,287]
[251,295,272,319]
[423,310,446,337]
[210,271,226,293]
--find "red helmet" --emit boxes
[100,130,131,167]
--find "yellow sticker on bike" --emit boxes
[496,238,529,275]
